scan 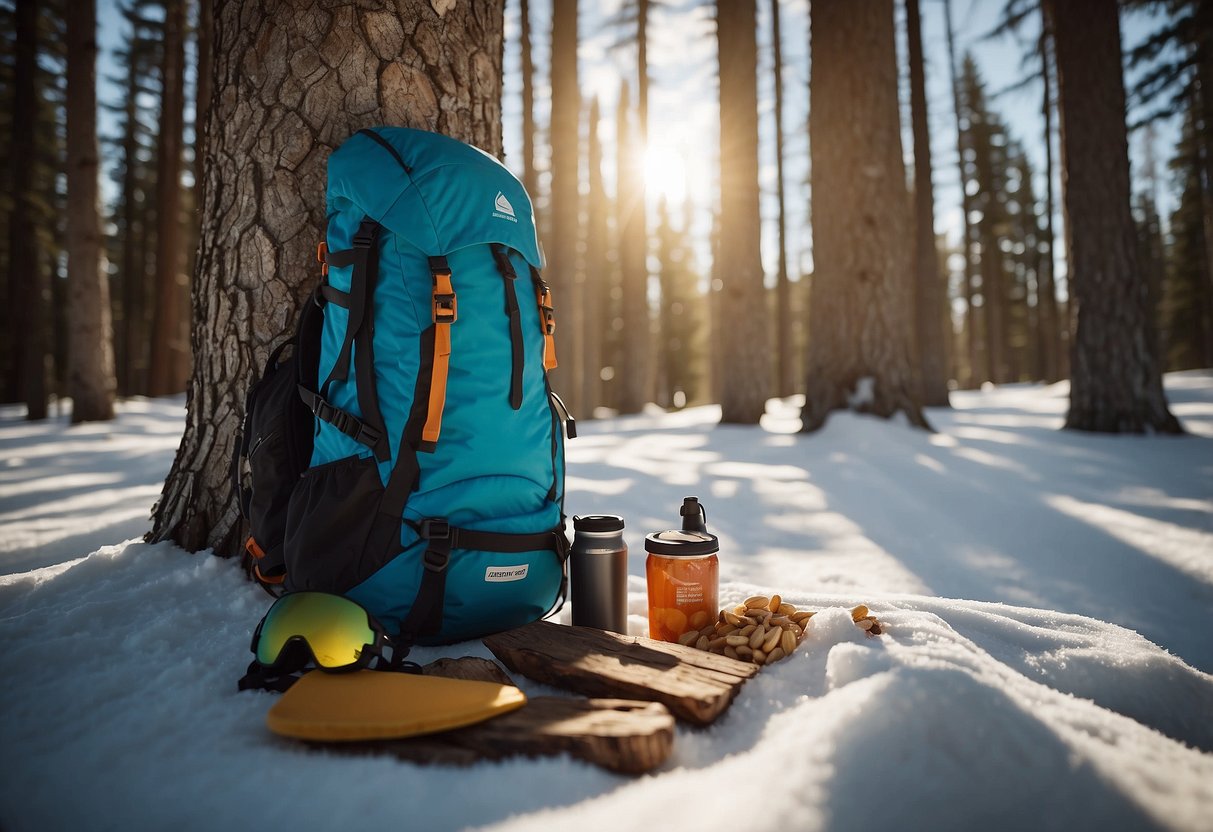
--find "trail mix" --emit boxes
[677,595,885,666]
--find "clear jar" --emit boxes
[644,529,719,643]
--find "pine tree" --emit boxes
[547,0,582,414]
[1047,0,1180,433]
[615,80,649,413]
[944,0,978,388]
[104,0,161,396]
[770,0,793,399]
[6,0,48,417]
[801,0,927,431]
[1164,111,1213,370]
[581,95,608,414]
[147,0,187,397]
[65,0,116,422]
[716,0,769,424]
[518,0,538,203]
[907,0,951,405]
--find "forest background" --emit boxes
[1,0,1210,558]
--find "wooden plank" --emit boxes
[381,696,674,775]
[483,620,758,725]
[325,657,674,775]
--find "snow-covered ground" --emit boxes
[2,374,1212,831]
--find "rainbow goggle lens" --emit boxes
[250,592,392,672]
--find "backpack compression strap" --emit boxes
[420,256,457,452]
[397,520,570,642]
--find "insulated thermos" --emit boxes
[570,514,629,634]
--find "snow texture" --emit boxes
[2,375,1212,831]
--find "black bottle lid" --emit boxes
[573,514,625,533]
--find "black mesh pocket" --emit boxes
[283,454,398,593]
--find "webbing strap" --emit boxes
[421,257,456,452]
[298,385,385,454]
[397,520,570,641]
[319,221,377,398]
[491,244,525,410]
[531,266,558,370]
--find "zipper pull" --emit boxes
[549,390,577,439]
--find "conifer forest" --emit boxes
[0,0,1209,553]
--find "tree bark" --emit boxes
[8,0,48,419]
[518,0,538,202]
[770,0,793,399]
[148,0,188,397]
[548,0,581,415]
[150,0,506,555]
[65,0,116,423]
[716,0,769,424]
[1048,0,1181,433]
[907,0,950,406]
[801,0,928,433]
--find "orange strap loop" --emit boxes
[316,241,328,276]
[246,536,285,585]
[537,283,558,371]
[423,258,457,448]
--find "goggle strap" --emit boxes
[237,659,301,693]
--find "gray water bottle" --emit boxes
[570,515,629,633]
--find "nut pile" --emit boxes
[679,595,885,666]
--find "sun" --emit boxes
[643,144,688,206]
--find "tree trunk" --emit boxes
[149,0,506,555]
[770,0,793,399]
[907,0,949,406]
[1038,23,1063,382]
[548,0,581,415]
[582,95,606,413]
[519,0,538,202]
[616,81,649,413]
[148,0,187,397]
[716,0,769,424]
[1048,0,1180,433]
[943,0,977,389]
[65,0,116,423]
[8,0,48,420]
[801,0,928,433]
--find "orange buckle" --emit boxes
[254,564,286,585]
[316,241,328,276]
[537,287,555,335]
[245,536,266,560]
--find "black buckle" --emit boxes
[433,293,457,323]
[353,222,377,248]
[354,423,382,448]
[420,518,452,573]
[419,518,450,540]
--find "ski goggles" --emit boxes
[249,591,395,673]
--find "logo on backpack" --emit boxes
[493,191,517,222]
[485,564,529,583]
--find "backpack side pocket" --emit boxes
[283,454,400,593]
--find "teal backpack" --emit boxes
[234,127,574,646]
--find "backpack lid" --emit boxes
[327,127,544,268]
